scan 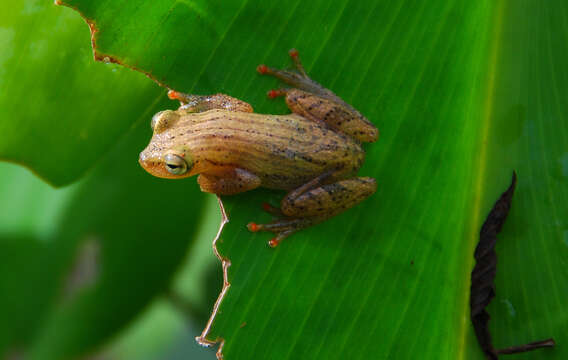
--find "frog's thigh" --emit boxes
[281,177,376,218]
[197,168,261,195]
[285,89,378,143]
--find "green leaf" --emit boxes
[0,121,211,359]
[0,0,163,186]
[0,235,57,354]
[8,0,567,359]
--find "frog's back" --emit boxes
[177,109,365,190]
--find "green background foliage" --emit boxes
[0,0,566,359]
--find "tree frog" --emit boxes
[139,49,378,247]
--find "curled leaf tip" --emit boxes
[470,171,555,358]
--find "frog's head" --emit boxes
[139,110,195,179]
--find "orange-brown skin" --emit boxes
[139,49,378,247]
[139,108,365,189]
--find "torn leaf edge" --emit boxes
[54,3,233,356]
[195,195,230,360]
[55,0,169,88]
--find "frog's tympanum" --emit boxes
[140,49,378,247]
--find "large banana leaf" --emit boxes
[1,0,566,359]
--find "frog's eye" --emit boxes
[164,154,188,175]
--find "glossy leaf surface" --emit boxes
[3,0,567,359]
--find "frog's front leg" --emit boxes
[198,168,261,195]
[167,90,254,113]
[248,174,377,247]
[257,49,378,143]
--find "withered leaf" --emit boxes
[470,172,554,358]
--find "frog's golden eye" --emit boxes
[164,154,188,175]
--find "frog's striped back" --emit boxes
[141,109,365,190]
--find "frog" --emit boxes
[139,49,378,247]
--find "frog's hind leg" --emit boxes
[247,174,377,247]
[281,177,376,218]
[258,49,378,143]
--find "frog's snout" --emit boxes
[138,150,148,165]
[138,147,163,173]
[138,150,153,173]
[139,149,164,178]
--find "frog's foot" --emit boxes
[247,202,299,247]
[250,176,376,247]
[247,216,318,248]
[257,49,334,101]
[247,173,376,248]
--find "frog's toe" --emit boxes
[288,48,308,78]
[268,230,295,248]
[256,60,307,88]
[261,202,284,216]
[257,64,270,75]
[247,222,262,232]
[288,48,299,58]
[246,218,303,233]
[267,89,288,99]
